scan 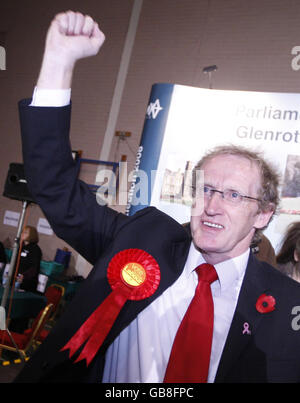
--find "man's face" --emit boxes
[190,154,273,264]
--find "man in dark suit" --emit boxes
[15,11,300,383]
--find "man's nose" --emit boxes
[204,191,223,214]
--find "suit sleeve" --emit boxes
[18,99,126,265]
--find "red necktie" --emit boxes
[163,263,218,383]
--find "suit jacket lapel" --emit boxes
[215,253,270,382]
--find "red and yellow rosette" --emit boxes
[61,249,160,366]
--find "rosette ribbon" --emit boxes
[61,249,160,366]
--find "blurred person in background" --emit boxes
[276,221,300,283]
[18,225,42,292]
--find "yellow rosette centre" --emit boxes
[121,262,146,287]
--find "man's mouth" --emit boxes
[203,221,224,229]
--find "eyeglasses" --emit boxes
[202,185,261,204]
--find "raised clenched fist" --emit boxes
[45,11,105,65]
[37,11,105,88]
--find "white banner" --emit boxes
[3,210,20,227]
[37,217,53,236]
[149,85,300,251]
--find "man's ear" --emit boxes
[294,250,299,262]
[254,204,274,230]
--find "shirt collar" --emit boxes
[185,241,249,292]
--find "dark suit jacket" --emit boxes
[15,99,300,383]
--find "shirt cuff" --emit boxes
[30,86,71,107]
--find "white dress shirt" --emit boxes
[31,88,249,383]
[31,86,71,107]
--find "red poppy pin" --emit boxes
[255,293,276,314]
